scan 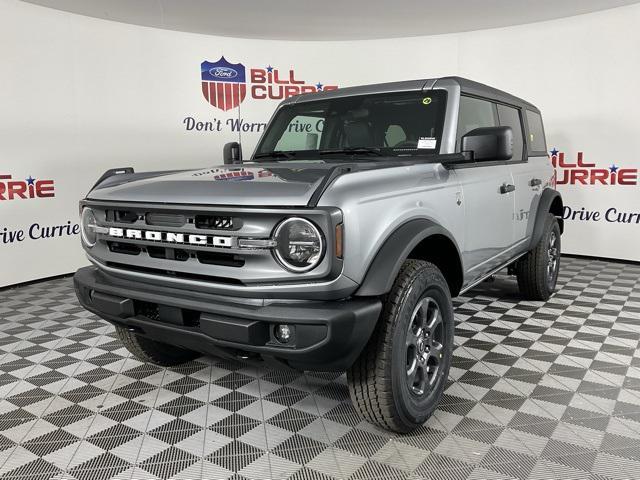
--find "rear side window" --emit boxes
[496,104,524,161]
[526,110,547,154]
[456,96,496,152]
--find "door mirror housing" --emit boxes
[461,126,513,162]
[223,142,242,164]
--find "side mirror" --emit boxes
[461,126,512,162]
[223,142,242,164]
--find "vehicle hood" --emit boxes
[86,163,345,206]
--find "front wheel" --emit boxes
[347,260,454,433]
[516,213,561,301]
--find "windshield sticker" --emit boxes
[417,137,437,149]
[422,97,432,105]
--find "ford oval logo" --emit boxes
[210,67,238,78]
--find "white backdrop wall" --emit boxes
[1,0,638,287]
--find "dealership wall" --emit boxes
[1,0,638,287]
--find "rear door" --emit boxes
[453,96,516,283]
[498,104,544,247]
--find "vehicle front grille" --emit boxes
[85,202,337,286]
[96,207,258,271]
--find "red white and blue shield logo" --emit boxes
[201,57,247,111]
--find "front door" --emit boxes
[455,165,515,283]
[453,96,516,284]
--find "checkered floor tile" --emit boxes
[0,256,639,479]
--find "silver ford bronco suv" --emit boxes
[74,77,563,432]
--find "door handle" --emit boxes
[500,183,516,194]
[530,178,542,187]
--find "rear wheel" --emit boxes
[115,325,198,366]
[516,213,561,300]
[347,260,454,433]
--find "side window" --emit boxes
[384,124,407,147]
[456,96,496,152]
[526,110,547,153]
[496,104,524,161]
[274,115,324,151]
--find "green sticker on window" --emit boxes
[422,97,432,105]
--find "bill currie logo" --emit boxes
[200,56,338,111]
[108,227,233,247]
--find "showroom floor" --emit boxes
[0,257,639,480]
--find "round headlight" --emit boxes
[81,208,98,247]
[273,217,324,272]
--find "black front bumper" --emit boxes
[74,266,381,371]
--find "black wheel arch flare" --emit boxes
[355,219,464,298]
[530,188,564,250]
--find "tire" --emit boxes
[347,260,454,433]
[516,213,561,301]
[115,325,198,366]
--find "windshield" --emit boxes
[253,90,447,160]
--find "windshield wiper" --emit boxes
[319,147,383,156]
[254,150,297,160]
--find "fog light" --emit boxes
[275,324,293,344]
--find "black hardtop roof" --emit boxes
[282,76,540,113]
[448,76,539,112]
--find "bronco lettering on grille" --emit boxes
[108,227,232,247]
